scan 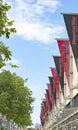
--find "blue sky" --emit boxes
[2,0,78,126]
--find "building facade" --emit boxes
[40,13,78,130]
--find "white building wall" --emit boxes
[70,45,78,98]
[64,72,70,105]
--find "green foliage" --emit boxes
[0,41,12,68]
[0,0,35,127]
[0,70,35,126]
[0,0,16,38]
[0,42,18,68]
[1,126,6,130]
[0,0,17,69]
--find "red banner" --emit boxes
[47,83,54,109]
[40,107,44,126]
[53,56,64,95]
[43,101,46,115]
[48,76,56,105]
[50,68,60,99]
[62,14,78,69]
[40,113,44,126]
[57,39,70,87]
[40,100,47,126]
[45,92,50,112]
[42,103,46,117]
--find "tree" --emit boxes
[0,0,16,38]
[0,70,34,126]
[0,0,35,127]
[0,41,12,68]
[0,0,16,68]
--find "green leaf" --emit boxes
[0,70,35,126]
[10,64,19,68]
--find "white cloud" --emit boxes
[37,0,62,13]
[15,21,64,44]
[5,0,64,44]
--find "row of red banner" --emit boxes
[40,13,78,126]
